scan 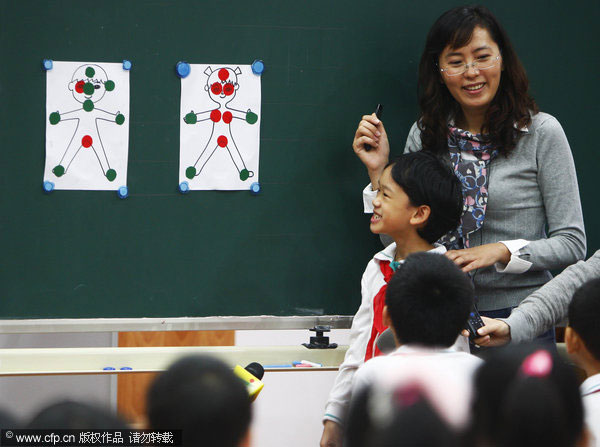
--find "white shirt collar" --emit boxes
[580,373,600,397]
[390,344,455,356]
[374,243,447,262]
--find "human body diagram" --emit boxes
[47,63,126,185]
[182,66,259,184]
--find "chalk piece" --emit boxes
[178,181,190,194]
[43,181,55,193]
[103,367,116,371]
[42,59,53,71]
[250,182,261,195]
[176,61,191,78]
[251,59,265,75]
[117,186,128,199]
[122,60,132,70]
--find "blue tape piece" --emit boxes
[179,181,190,194]
[103,367,116,371]
[123,60,132,70]
[117,186,128,199]
[120,367,133,371]
[250,182,261,194]
[43,181,55,193]
[42,59,53,71]
[176,61,191,78]
[251,60,265,75]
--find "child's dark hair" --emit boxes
[466,345,583,447]
[385,252,473,347]
[568,278,600,360]
[387,152,462,243]
[27,400,128,429]
[147,355,251,447]
[345,383,458,447]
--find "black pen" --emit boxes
[364,104,384,151]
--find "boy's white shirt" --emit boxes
[581,373,600,447]
[362,183,532,274]
[323,242,469,425]
[352,344,483,429]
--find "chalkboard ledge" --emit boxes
[0,316,353,334]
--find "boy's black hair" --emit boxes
[568,278,600,360]
[27,400,128,429]
[466,345,583,447]
[385,252,473,347]
[387,151,463,243]
[147,355,251,447]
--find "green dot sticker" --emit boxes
[115,114,125,125]
[83,100,94,112]
[106,169,117,181]
[53,165,65,177]
[49,112,60,125]
[185,113,197,124]
[83,82,95,95]
[105,80,115,92]
[246,111,258,124]
[240,169,250,181]
[85,67,95,78]
[186,167,196,179]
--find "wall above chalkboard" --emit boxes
[0,0,597,318]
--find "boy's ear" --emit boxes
[383,305,392,329]
[565,326,581,354]
[410,205,431,227]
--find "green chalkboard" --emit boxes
[1,0,598,318]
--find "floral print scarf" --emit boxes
[439,125,498,249]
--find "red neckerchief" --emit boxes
[364,260,394,361]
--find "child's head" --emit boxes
[147,355,251,447]
[384,252,473,347]
[371,152,462,244]
[345,382,458,447]
[467,345,584,447]
[566,278,600,364]
[27,400,128,429]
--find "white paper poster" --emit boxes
[179,64,261,190]
[44,61,130,190]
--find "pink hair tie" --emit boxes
[520,349,553,378]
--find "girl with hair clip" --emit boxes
[466,345,585,447]
[354,5,586,341]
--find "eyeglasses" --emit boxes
[439,54,501,76]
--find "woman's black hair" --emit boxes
[418,5,538,156]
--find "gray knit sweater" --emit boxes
[404,112,586,310]
[504,250,600,343]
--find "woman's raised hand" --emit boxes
[352,113,390,189]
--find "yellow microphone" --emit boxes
[234,362,264,401]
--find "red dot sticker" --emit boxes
[218,68,229,81]
[223,111,233,124]
[75,81,85,93]
[211,82,222,95]
[82,135,93,147]
[217,135,228,147]
[223,83,234,96]
[249,379,255,383]
[210,110,221,122]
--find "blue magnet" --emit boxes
[250,182,261,194]
[120,367,133,371]
[123,60,132,70]
[117,186,128,199]
[251,60,265,75]
[103,367,116,371]
[43,181,55,193]
[179,181,190,194]
[42,59,53,71]
[176,61,191,78]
